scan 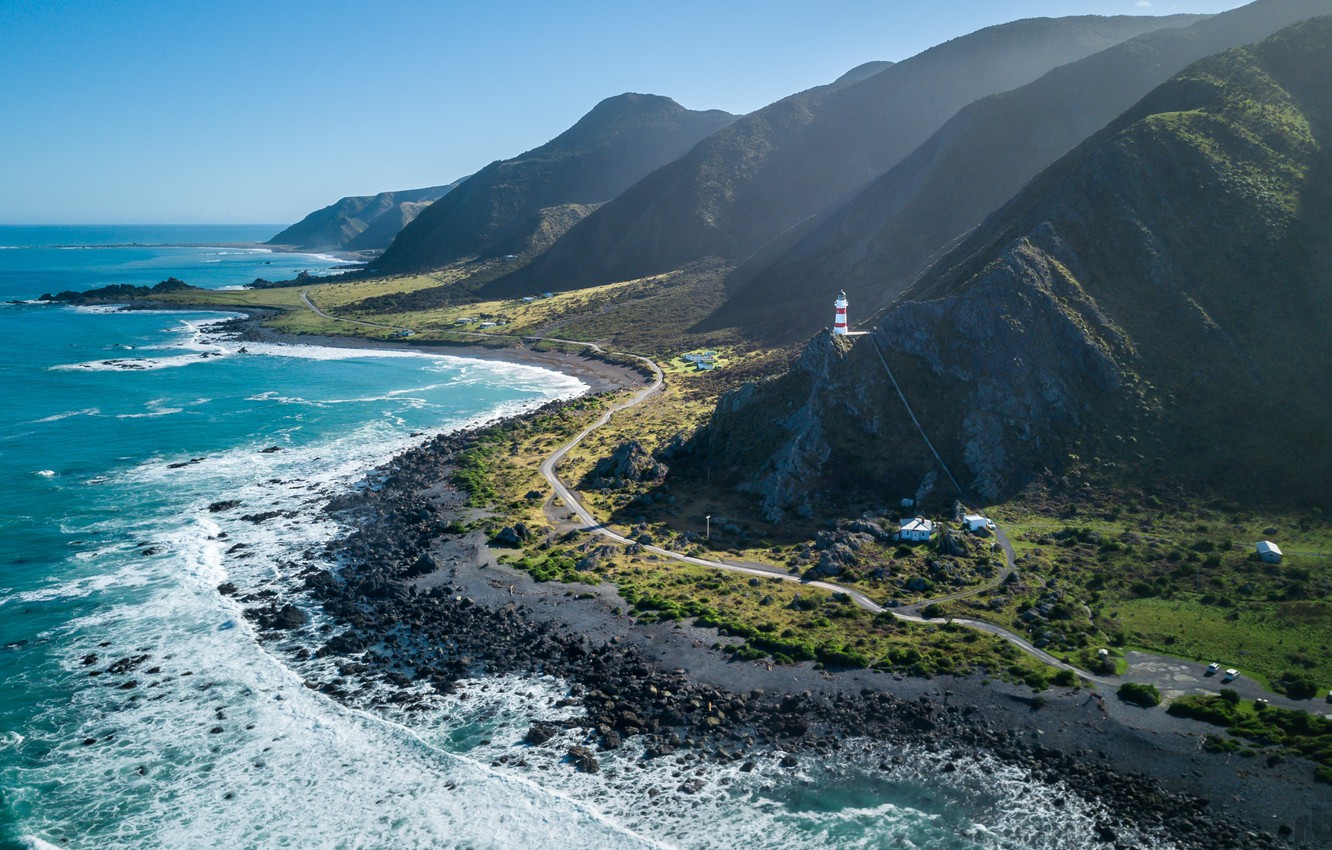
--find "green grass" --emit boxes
[1112,598,1332,692]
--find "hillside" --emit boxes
[705,0,1332,344]
[373,94,736,273]
[698,17,1332,518]
[267,182,461,253]
[482,14,1202,299]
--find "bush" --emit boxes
[1276,673,1319,700]
[1118,682,1162,707]
[1168,694,1239,725]
[921,603,946,620]
[1052,669,1078,687]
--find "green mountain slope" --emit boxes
[700,17,1332,518]
[372,94,735,273]
[485,14,1202,298]
[707,0,1332,344]
[267,182,461,252]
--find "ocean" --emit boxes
[0,227,1143,850]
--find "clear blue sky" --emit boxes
[0,0,1247,225]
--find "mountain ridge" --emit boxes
[482,14,1204,299]
[695,16,1332,518]
[372,93,736,273]
[704,0,1332,343]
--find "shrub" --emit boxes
[1276,673,1319,700]
[1052,669,1078,687]
[1168,694,1239,725]
[1118,682,1162,707]
[921,603,946,620]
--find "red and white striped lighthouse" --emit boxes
[833,290,849,335]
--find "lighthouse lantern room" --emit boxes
[833,291,849,335]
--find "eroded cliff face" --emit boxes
[879,231,1129,500]
[703,332,943,522]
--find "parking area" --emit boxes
[1125,651,1332,715]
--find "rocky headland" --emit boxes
[232,390,1325,849]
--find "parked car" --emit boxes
[1206,662,1221,675]
[1222,668,1240,682]
[1255,698,1269,709]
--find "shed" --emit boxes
[899,517,935,542]
[1256,540,1283,563]
[963,514,989,532]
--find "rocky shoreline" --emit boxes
[233,393,1324,849]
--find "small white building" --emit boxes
[1256,540,1283,564]
[899,517,935,542]
[477,321,498,329]
[963,514,990,532]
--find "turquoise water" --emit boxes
[0,228,1138,850]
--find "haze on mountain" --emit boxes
[699,15,1332,520]
[706,0,1332,343]
[372,94,736,273]
[478,14,1201,299]
[267,182,464,253]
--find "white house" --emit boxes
[963,514,991,533]
[1256,540,1283,564]
[899,517,935,542]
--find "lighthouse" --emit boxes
[833,291,849,335]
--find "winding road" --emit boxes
[286,291,1324,708]
[530,344,1331,711]
[532,344,1112,683]
[301,289,414,335]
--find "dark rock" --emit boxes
[106,655,150,675]
[272,604,307,630]
[583,440,668,489]
[524,723,557,746]
[567,746,599,774]
[208,500,242,513]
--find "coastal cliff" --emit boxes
[699,17,1332,512]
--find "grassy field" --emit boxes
[928,488,1332,696]
[152,261,757,358]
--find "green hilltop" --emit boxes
[703,0,1332,344]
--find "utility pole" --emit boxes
[706,515,711,541]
